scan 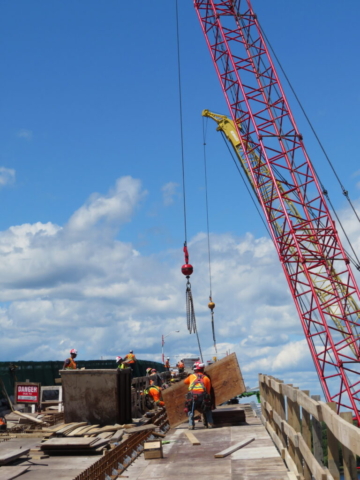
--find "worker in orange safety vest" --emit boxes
[164,357,170,371]
[0,416,6,431]
[184,362,213,430]
[147,379,165,407]
[177,360,185,373]
[63,349,78,370]
[123,350,136,377]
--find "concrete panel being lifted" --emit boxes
[162,353,246,428]
[61,369,132,426]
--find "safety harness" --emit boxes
[185,373,211,413]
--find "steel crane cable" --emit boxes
[175,0,203,362]
[175,0,188,244]
[202,117,217,353]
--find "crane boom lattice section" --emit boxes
[194,0,360,422]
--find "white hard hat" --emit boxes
[129,350,133,353]
[70,349,78,355]
[167,357,170,359]
[116,356,122,362]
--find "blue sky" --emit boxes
[1,0,360,397]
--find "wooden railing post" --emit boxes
[301,390,312,480]
[275,379,287,448]
[258,374,266,420]
[340,411,357,480]
[311,395,323,466]
[287,387,304,478]
[326,402,340,480]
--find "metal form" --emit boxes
[194,0,360,422]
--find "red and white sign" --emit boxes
[15,383,40,404]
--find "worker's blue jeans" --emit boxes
[188,400,213,427]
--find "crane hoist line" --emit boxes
[194,0,360,424]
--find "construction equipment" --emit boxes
[194,0,360,423]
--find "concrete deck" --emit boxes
[125,407,291,480]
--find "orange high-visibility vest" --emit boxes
[65,358,77,370]
[184,373,211,394]
[125,354,135,364]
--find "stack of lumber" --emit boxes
[40,437,110,455]
[37,422,127,455]
[212,407,246,426]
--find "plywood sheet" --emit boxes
[0,466,29,480]
[41,437,97,449]
[0,439,37,466]
[162,353,245,428]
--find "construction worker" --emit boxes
[148,368,162,387]
[164,357,170,371]
[184,362,213,430]
[63,349,78,370]
[147,379,165,407]
[116,356,126,369]
[0,416,6,432]
[177,359,185,373]
[123,350,136,377]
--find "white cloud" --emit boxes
[17,129,33,140]
[1,175,358,399]
[161,182,178,206]
[0,167,15,187]
[67,176,146,233]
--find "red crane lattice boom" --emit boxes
[193,0,360,422]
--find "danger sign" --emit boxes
[15,383,40,404]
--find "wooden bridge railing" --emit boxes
[259,374,359,480]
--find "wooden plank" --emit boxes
[0,442,33,465]
[214,436,254,458]
[86,425,123,435]
[12,411,45,425]
[301,390,312,480]
[69,425,100,436]
[311,395,324,466]
[297,434,328,480]
[296,389,322,421]
[265,420,285,452]
[283,447,300,477]
[326,403,340,480]
[184,431,200,445]
[41,437,97,449]
[43,422,74,433]
[110,429,124,442]
[125,424,156,434]
[0,466,30,480]
[320,400,360,457]
[163,353,245,428]
[340,412,357,480]
[58,422,88,436]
